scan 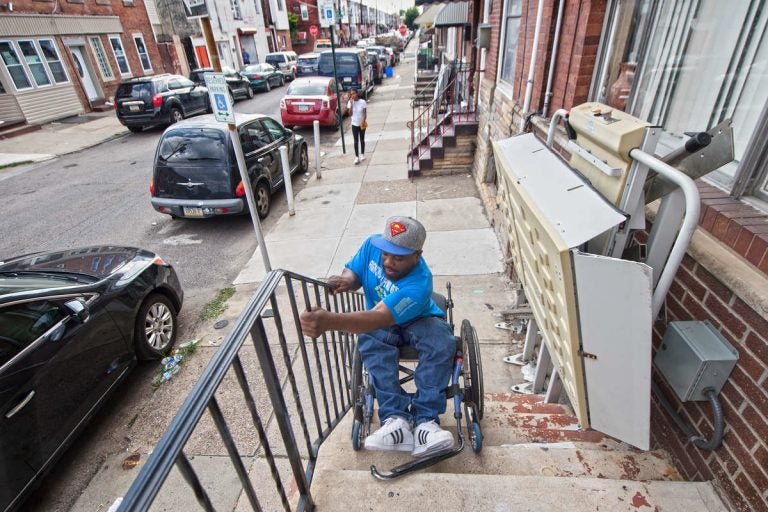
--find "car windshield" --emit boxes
[298,57,317,65]
[158,128,228,162]
[287,82,328,95]
[318,54,359,74]
[116,82,152,99]
[0,273,95,294]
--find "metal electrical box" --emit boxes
[655,321,738,402]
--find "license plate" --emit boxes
[129,105,140,112]
[183,207,204,217]
[298,105,310,112]
[343,77,352,82]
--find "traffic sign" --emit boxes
[309,24,318,36]
[203,73,235,124]
[399,24,407,36]
[320,1,334,28]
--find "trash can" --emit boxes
[385,67,393,78]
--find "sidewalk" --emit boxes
[0,111,128,167]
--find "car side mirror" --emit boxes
[64,298,90,324]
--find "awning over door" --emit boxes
[414,4,443,27]
[434,2,469,27]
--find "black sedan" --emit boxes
[0,247,183,512]
[189,66,254,102]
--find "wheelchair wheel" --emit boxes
[461,319,484,421]
[351,348,365,451]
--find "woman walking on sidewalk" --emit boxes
[348,88,368,164]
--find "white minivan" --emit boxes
[265,51,298,80]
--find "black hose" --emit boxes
[651,381,724,451]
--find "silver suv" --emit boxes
[265,51,298,81]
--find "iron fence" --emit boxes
[118,270,364,512]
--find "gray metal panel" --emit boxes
[434,2,469,27]
[574,251,653,450]
[0,15,122,37]
[493,134,626,249]
[655,321,738,402]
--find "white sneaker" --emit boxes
[412,420,454,457]
[360,154,366,161]
[364,416,414,452]
[354,157,360,164]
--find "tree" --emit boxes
[404,6,419,30]
[288,12,298,39]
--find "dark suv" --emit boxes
[115,74,210,133]
[189,66,253,101]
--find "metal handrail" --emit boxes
[119,270,365,512]
[410,74,440,109]
[408,68,475,167]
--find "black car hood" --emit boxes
[0,246,149,279]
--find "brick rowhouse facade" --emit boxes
[288,0,321,54]
[471,1,768,511]
[2,0,166,111]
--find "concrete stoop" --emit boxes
[309,394,728,511]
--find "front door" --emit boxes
[69,47,99,101]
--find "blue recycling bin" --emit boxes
[385,67,393,78]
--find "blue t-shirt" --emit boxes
[345,235,444,325]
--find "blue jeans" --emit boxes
[358,316,454,426]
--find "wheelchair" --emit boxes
[349,283,485,480]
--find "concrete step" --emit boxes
[310,470,728,512]
[316,441,682,481]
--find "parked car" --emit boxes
[265,51,298,81]
[366,51,384,84]
[317,49,374,99]
[0,246,183,512]
[297,53,319,76]
[367,45,391,67]
[314,39,332,52]
[241,63,285,91]
[189,66,254,101]
[115,74,210,133]
[150,114,308,219]
[280,77,349,128]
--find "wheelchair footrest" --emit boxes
[369,439,465,480]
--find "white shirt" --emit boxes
[348,98,368,127]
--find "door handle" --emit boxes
[5,390,35,419]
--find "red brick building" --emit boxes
[465,1,768,510]
[0,0,169,128]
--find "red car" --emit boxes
[280,77,349,128]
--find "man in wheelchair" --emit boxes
[300,216,456,457]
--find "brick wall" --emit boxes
[483,0,502,81]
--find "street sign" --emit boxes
[203,73,235,124]
[309,24,318,36]
[320,1,334,28]
[182,0,208,19]
[399,24,407,36]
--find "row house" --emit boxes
[0,0,167,127]
[423,0,767,510]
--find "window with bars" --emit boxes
[133,35,152,72]
[231,0,242,19]
[0,41,32,90]
[498,0,522,87]
[109,35,131,76]
[593,0,768,205]
[89,36,114,80]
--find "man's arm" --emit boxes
[300,301,393,338]
[327,267,361,294]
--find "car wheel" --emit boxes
[128,126,143,133]
[247,85,254,99]
[229,89,235,104]
[135,293,177,360]
[280,75,285,86]
[265,80,272,92]
[169,108,183,125]
[299,144,309,173]
[255,180,271,219]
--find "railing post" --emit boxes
[313,120,322,179]
[279,145,295,216]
